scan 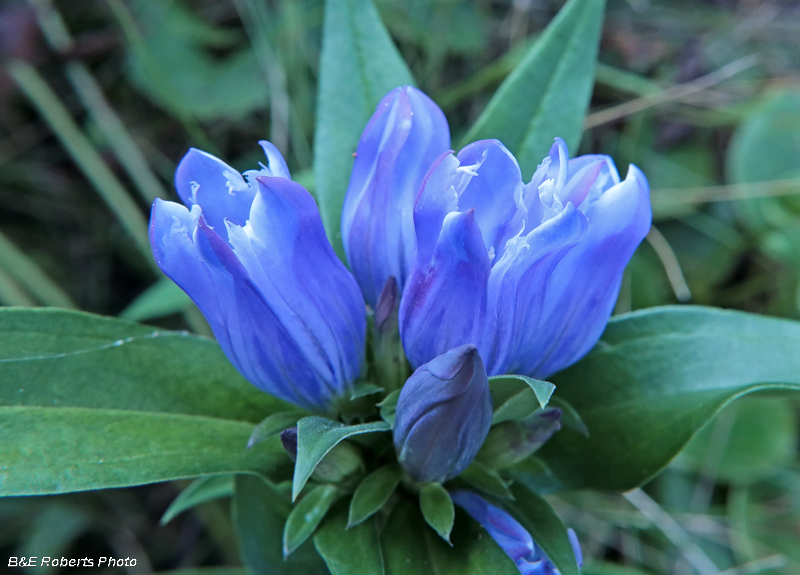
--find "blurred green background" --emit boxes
[1,0,799,573]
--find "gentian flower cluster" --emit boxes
[150,84,651,574]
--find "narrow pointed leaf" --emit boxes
[293,417,390,500]
[121,276,192,321]
[248,411,307,449]
[314,0,415,255]
[348,463,403,527]
[504,484,580,575]
[378,389,400,427]
[419,483,455,543]
[536,306,800,492]
[284,484,339,557]
[462,0,606,177]
[315,501,386,575]
[234,475,324,575]
[161,474,234,525]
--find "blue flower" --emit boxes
[149,142,366,413]
[341,86,450,307]
[393,344,492,483]
[399,137,651,378]
[451,490,582,575]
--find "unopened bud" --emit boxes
[477,408,562,469]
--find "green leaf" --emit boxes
[382,498,519,575]
[459,461,513,500]
[350,381,384,400]
[582,562,657,575]
[489,375,555,425]
[233,475,325,575]
[348,463,403,528]
[419,483,455,543]
[505,484,579,575]
[0,308,288,422]
[548,396,589,437]
[675,398,798,485]
[313,0,414,255]
[293,417,390,500]
[121,276,192,321]
[535,306,800,492]
[315,501,385,575]
[461,0,605,177]
[0,407,291,495]
[248,411,307,449]
[152,570,249,575]
[284,484,340,557]
[378,389,400,427]
[161,474,235,525]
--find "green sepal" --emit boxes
[348,463,403,528]
[489,375,555,425]
[350,381,385,400]
[419,483,455,544]
[283,484,340,558]
[293,416,390,500]
[378,389,401,428]
[161,474,234,525]
[247,411,306,449]
[459,461,514,500]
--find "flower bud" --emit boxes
[477,408,562,469]
[393,344,492,483]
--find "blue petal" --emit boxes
[400,209,491,369]
[488,204,588,376]
[342,86,450,306]
[527,165,652,378]
[393,345,492,482]
[225,176,367,400]
[174,148,256,236]
[456,140,527,260]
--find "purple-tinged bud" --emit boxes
[451,490,582,575]
[477,408,562,469]
[393,345,492,483]
[373,277,410,392]
[280,427,298,461]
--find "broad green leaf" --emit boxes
[534,306,800,492]
[419,483,455,543]
[315,501,385,575]
[506,484,579,575]
[459,461,513,500]
[348,463,403,527]
[461,0,605,177]
[489,375,555,425]
[0,407,291,495]
[313,0,414,255]
[161,474,235,525]
[293,416,390,499]
[675,398,798,485]
[233,475,325,575]
[284,484,339,557]
[248,411,307,449]
[382,499,519,575]
[121,277,192,321]
[0,309,287,422]
[548,396,589,437]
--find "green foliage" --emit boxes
[161,475,235,525]
[489,375,555,425]
[534,306,800,492]
[248,411,307,449]
[419,483,455,543]
[293,416,390,499]
[120,277,192,321]
[348,463,403,527]
[459,461,513,499]
[462,0,605,177]
[315,502,386,575]
[284,484,340,557]
[313,0,414,255]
